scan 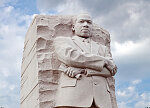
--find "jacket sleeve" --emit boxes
[105,46,114,63]
[104,45,117,76]
[53,37,107,71]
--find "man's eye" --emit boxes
[79,20,84,23]
[87,21,92,24]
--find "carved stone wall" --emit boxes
[21,15,112,108]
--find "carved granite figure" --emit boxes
[53,14,117,108]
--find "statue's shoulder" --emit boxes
[54,36,73,45]
[54,36,72,41]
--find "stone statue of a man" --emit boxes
[53,14,117,108]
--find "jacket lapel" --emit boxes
[98,44,106,56]
[91,40,99,55]
[72,36,89,53]
[91,40,106,56]
[72,36,106,56]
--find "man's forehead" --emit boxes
[76,14,92,21]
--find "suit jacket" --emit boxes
[53,36,117,108]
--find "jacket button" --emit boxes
[94,82,97,85]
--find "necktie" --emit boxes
[83,38,91,53]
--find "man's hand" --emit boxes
[104,60,117,76]
[106,65,117,76]
[64,67,85,78]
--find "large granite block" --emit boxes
[21,15,116,108]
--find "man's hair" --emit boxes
[72,13,92,24]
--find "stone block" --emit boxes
[21,15,116,108]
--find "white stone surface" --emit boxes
[21,15,117,108]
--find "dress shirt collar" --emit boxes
[73,35,91,43]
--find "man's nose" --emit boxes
[83,22,88,27]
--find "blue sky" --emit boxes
[0,0,150,108]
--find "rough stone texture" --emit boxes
[21,15,116,108]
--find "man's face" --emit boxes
[73,14,93,38]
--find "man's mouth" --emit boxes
[81,29,89,32]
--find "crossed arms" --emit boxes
[54,37,117,78]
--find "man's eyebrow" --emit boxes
[79,19,92,22]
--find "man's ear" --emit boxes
[72,25,75,32]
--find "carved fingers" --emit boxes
[64,67,85,78]
[104,59,117,76]
[112,66,117,76]
[105,64,117,76]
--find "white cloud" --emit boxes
[117,86,136,100]
[36,0,66,13]
[118,102,130,108]
[116,80,150,108]
[134,93,150,108]
[113,37,150,58]
[92,1,150,43]
[135,101,150,108]
[127,86,135,92]
[0,68,9,77]
[132,80,142,85]
[0,0,10,7]
[0,5,34,76]
[37,0,89,15]
[0,3,33,108]
[4,5,14,12]
[9,85,16,91]
[0,81,8,90]
[113,41,140,56]
[56,0,88,15]
[117,90,126,97]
